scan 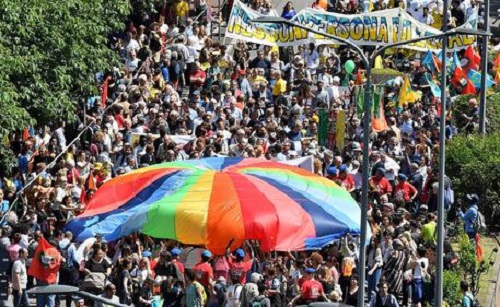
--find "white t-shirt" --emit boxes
[12,260,27,290]
[413,258,429,279]
[226,284,243,307]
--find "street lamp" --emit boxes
[251,15,488,306]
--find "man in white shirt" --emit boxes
[12,248,28,307]
[94,283,120,307]
[381,151,400,185]
[417,7,435,25]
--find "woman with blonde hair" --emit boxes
[131,257,153,286]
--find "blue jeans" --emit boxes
[367,267,382,302]
[13,289,29,307]
[36,294,55,307]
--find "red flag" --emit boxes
[28,237,61,284]
[464,46,480,71]
[476,234,483,261]
[371,87,388,132]
[462,79,477,95]
[451,67,467,89]
[493,52,500,71]
[432,55,442,73]
[101,76,111,107]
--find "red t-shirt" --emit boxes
[172,259,185,274]
[394,181,417,202]
[193,261,213,288]
[301,279,324,300]
[338,174,354,191]
[189,70,206,87]
[228,258,253,284]
[370,176,392,195]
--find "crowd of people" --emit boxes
[0,0,495,306]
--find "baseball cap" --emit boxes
[142,250,152,258]
[202,250,212,258]
[171,247,182,257]
[352,142,362,151]
[466,193,479,202]
[327,166,337,176]
[235,248,245,258]
[304,268,316,274]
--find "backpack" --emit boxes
[473,210,487,233]
[250,296,266,307]
[465,293,480,307]
[81,272,106,292]
[230,264,245,281]
[194,281,207,306]
[213,282,228,306]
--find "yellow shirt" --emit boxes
[421,221,437,245]
[174,1,189,18]
[248,75,266,87]
[272,78,287,96]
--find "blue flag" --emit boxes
[426,76,441,97]
[437,50,452,68]
[421,51,434,70]
[467,69,495,90]
[451,51,461,72]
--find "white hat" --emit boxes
[333,76,341,83]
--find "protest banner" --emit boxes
[225,0,478,51]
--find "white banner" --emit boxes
[225,0,478,51]
[281,155,315,173]
[130,133,195,149]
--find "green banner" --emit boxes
[318,108,328,147]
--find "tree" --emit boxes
[446,132,500,230]
[0,0,132,170]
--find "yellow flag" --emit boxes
[398,75,416,107]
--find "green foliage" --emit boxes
[446,133,500,230]
[0,0,133,171]
[443,269,463,306]
[457,234,479,279]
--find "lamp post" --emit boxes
[251,15,488,306]
[479,0,490,134]
[437,1,449,306]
